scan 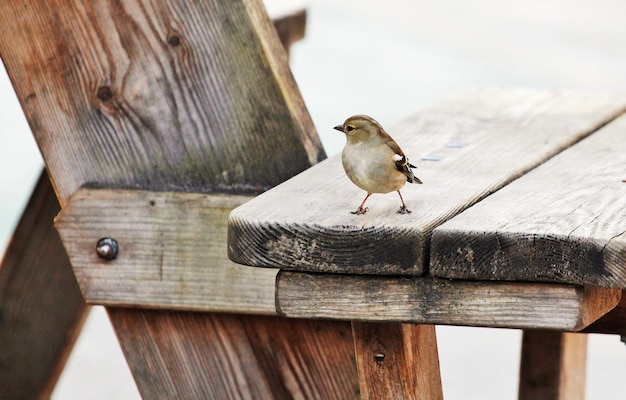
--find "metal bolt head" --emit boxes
[96,237,119,260]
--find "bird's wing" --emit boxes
[385,138,423,184]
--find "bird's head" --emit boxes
[334,115,384,144]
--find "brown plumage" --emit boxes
[334,115,422,215]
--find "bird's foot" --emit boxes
[397,206,412,214]
[351,207,368,215]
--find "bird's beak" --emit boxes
[333,125,344,132]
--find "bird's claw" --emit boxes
[397,206,412,214]
[351,207,368,215]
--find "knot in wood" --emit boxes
[96,86,113,102]
[167,35,181,47]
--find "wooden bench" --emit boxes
[227,88,626,399]
[2,0,625,398]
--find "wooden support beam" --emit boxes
[108,308,360,399]
[229,89,626,276]
[0,171,88,399]
[582,290,626,334]
[352,322,442,400]
[431,114,626,288]
[518,331,587,400]
[55,188,278,313]
[276,272,621,331]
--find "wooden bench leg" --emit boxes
[107,308,359,399]
[0,171,88,399]
[351,322,443,400]
[519,330,587,400]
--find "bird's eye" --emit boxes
[346,125,355,132]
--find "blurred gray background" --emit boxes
[1,0,625,398]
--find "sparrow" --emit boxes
[334,115,422,215]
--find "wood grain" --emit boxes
[518,331,587,400]
[55,188,279,313]
[0,171,88,399]
[352,322,442,400]
[582,290,626,334]
[276,272,620,330]
[229,88,626,275]
[108,308,360,400]
[431,113,626,287]
[0,0,324,206]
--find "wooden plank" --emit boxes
[266,1,307,56]
[276,272,621,330]
[0,0,324,207]
[582,290,626,334]
[108,308,360,400]
[229,89,626,275]
[0,171,88,399]
[352,322,442,400]
[430,113,626,287]
[518,331,587,400]
[55,188,279,313]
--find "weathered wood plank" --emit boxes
[55,188,279,313]
[276,272,620,330]
[352,322,442,400]
[108,308,360,400]
[0,171,88,399]
[518,331,587,400]
[0,0,324,206]
[431,113,626,287]
[229,89,626,275]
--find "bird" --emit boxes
[334,115,422,215]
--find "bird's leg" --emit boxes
[351,193,371,215]
[397,190,411,214]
